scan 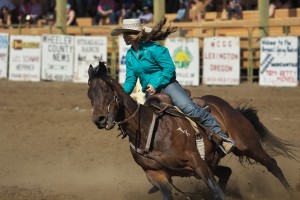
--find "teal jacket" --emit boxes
[123,41,176,94]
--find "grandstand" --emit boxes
[1,1,300,83]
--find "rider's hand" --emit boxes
[146,85,156,96]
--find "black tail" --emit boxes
[237,105,299,162]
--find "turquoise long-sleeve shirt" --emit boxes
[123,41,176,94]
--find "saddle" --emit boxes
[144,89,211,117]
[144,89,223,145]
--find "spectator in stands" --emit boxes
[269,0,281,18]
[172,2,187,22]
[123,3,141,19]
[0,5,11,28]
[76,0,93,17]
[142,0,153,10]
[0,0,17,23]
[227,0,242,20]
[0,0,15,11]
[93,0,117,25]
[66,2,77,26]
[269,0,293,18]
[120,0,140,19]
[19,0,42,25]
[138,6,153,24]
[45,0,55,25]
[189,0,207,23]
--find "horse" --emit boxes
[87,62,298,200]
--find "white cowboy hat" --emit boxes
[111,19,152,36]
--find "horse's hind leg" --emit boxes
[249,148,291,190]
[188,153,225,200]
[214,165,232,192]
[145,170,173,200]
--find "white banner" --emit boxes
[118,36,130,84]
[203,37,240,85]
[165,37,199,86]
[0,33,9,79]
[74,36,107,83]
[41,34,74,81]
[259,37,298,87]
[8,35,41,81]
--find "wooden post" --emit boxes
[221,0,227,20]
[258,0,269,37]
[153,0,165,23]
[56,0,67,34]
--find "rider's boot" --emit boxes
[217,131,235,154]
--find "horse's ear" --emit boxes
[88,64,94,78]
[98,61,107,75]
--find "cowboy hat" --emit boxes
[111,19,152,36]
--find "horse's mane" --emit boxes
[88,62,135,104]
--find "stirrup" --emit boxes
[217,132,236,146]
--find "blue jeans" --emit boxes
[161,82,222,134]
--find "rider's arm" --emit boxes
[123,55,137,95]
[150,44,176,90]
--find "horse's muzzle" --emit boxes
[92,113,115,130]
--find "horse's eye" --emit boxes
[90,100,94,106]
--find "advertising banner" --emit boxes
[259,37,298,87]
[0,33,9,78]
[41,34,74,81]
[165,37,199,86]
[74,36,107,83]
[118,36,130,84]
[8,35,41,81]
[203,37,240,85]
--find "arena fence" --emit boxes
[1,17,300,84]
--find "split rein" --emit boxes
[107,90,141,137]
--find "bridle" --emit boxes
[107,94,120,114]
[104,81,141,128]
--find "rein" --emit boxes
[117,103,140,125]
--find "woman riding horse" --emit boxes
[110,16,235,155]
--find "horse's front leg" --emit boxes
[187,152,225,200]
[145,170,173,200]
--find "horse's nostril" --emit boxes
[93,116,106,124]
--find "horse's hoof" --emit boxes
[148,186,159,194]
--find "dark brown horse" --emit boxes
[87,62,298,200]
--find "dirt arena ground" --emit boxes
[0,79,299,200]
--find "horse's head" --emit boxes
[87,62,119,130]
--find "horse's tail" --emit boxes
[237,105,299,162]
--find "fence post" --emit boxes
[110,37,117,78]
[247,27,254,83]
[56,0,66,34]
[258,0,269,37]
[153,0,165,23]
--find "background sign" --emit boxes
[165,37,199,86]
[0,33,9,78]
[259,37,298,87]
[118,36,130,84]
[41,34,74,81]
[203,37,240,85]
[9,35,41,81]
[74,36,107,83]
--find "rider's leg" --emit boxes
[161,82,235,154]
